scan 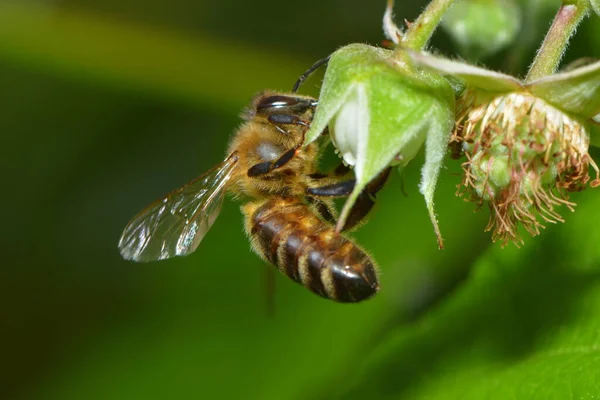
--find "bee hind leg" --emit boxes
[305,196,337,224]
[341,192,376,231]
[307,187,375,231]
[306,167,392,231]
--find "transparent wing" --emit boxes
[118,152,239,262]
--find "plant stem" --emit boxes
[399,0,456,51]
[525,2,589,82]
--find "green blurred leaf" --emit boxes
[442,0,521,60]
[4,1,600,399]
[0,3,310,109]
[23,150,491,400]
[335,188,600,400]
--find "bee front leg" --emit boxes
[247,146,299,177]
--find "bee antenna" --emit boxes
[292,55,331,93]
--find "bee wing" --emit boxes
[119,152,239,262]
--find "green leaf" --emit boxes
[442,0,521,60]
[0,3,310,110]
[335,188,600,400]
[2,58,488,400]
[529,60,600,119]
[591,118,600,147]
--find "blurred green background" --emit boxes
[2,1,600,399]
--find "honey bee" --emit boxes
[118,91,389,302]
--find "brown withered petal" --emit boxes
[453,91,600,245]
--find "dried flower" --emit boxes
[456,91,599,244]
[409,50,600,244]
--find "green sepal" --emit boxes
[408,50,600,120]
[528,60,600,119]
[591,0,600,17]
[406,50,522,92]
[591,117,600,148]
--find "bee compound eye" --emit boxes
[256,95,300,113]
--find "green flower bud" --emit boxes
[442,0,521,60]
[407,50,600,246]
[304,43,455,248]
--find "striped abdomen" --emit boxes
[243,198,379,302]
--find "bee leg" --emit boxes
[306,179,365,230]
[342,167,392,230]
[308,163,351,182]
[307,167,391,197]
[247,161,273,177]
[292,55,331,93]
[306,179,356,197]
[247,146,299,177]
[307,172,329,180]
[342,192,376,231]
[306,167,392,231]
[305,196,337,224]
[365,167,392,195]
[333,162,351,177]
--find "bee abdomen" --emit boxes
[245,199,379,302]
